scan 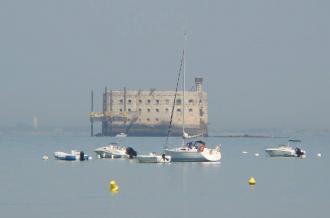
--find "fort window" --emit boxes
[165,108,169,112]
[120,109,123,112]
[147,118,150,122]
[155,118,159,122]
[165,99,170,104]
[156,108,159,112]
[119,99,123,104]
[147,108,151,112]
[139,99,142,103]
[176,99,182,105]
[189,108,193,112]
[200,109,204,116]
[177,108,181,112]
[199,99,202,104]
[138,108,142,112]
[188,99,194,104]
[128,99,132,104]
[128,108,131,112]
[147,99,151,104]
[156,99,160,104]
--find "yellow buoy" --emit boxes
[248,177,256,186]
[110,180,119,193]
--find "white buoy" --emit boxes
[317,153,322,157]
[254,153,260,157]
[242,151,248,154]
[42,155,49,160]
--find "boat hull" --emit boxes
[54,151,91,161]
[54,152,76,161]
[137,153,171,163]
[264,149,296,157]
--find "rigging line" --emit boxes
[164,50,184,150]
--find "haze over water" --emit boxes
[0,132,328,218]
[1,1,329,217]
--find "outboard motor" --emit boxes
[80,151,85,161]
[126,147,137,159]
[162,153,169,161]
[295,148,305,157]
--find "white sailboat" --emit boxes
[164,50,221,162]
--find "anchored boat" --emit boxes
[137,153,171,163]
[54,150,91,161]
[94,143,137,159]
[265,140,306,157]
[166,140,221,162]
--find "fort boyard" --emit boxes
[89,77,208,137]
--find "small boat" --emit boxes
[94,143,137,159]
[115,132,127,137]
[137,153,171,163]
[265,140,306,157]
[54,150,91,161]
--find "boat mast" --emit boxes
[182,49,185,137]
[182,32,187,146]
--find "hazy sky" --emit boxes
[0,0,329,130]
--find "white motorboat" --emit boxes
[115,132,127,137]
[54,150,91,161]
[137,153,171,163]
[94,143,137,159]
[265,140,306,157]
[164,49,221,162]
[265,145,296,157]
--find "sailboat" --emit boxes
[164,50,221,162]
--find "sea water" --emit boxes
[0,132,329,218]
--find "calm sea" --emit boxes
[0,132,329,218]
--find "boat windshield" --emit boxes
[289,139,301,142]
[108,142,120,146]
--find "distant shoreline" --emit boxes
[208,134,288,138]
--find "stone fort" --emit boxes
[89,77,208,136]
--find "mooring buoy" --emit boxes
[248,177,256,186]
[110,180,119,193]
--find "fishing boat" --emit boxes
[137,153,171,163]
[164,50,221,162]
[94,143,137,159]
[54,150,91,161]
[265,140,306,157]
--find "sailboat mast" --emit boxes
[182,49,185,136]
